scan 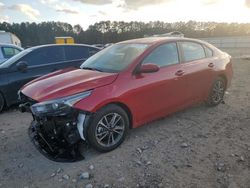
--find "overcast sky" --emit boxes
[1,0,250,29]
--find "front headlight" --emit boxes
[30,90,92,116]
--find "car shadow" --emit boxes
[78,102,216,162]
[3,102,222,164]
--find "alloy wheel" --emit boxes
[95,113,125,147]
[211,79,225,104]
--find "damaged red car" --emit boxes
[19,37,233,161]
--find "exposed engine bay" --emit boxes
[19,93,90,162]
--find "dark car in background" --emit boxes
[0,44,100,112]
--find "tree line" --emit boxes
[1,21,250,47]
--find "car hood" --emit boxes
[21,68,118,102]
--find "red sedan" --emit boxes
[20,37,233,161]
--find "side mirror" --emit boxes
[139,64,159,74]
[16,61,28,72]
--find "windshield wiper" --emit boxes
[81,67,103,72]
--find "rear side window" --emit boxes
[181,42,206,62]
[64,46,89,61]
[204,45,213,58]
[142,43,179,67]
[21,46,64,66]
[2,47,21,58]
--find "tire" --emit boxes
[207,77,226,106]
[0,93,5,112]
[87,104,129,152]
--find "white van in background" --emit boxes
[0,31,22,47]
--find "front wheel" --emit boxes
[87,104,129,152]
[207,77,226,106]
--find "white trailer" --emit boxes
[0,31,21,47]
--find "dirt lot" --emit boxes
[0,59,250,188]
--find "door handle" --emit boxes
[208,63,214,68]
[175,70,185,76]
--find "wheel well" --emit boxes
[218,74,228,87]
[105,102,133,129]
[0,91,6,108]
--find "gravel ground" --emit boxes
[0,59,250,188]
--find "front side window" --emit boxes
[14,48,22,54]
[142,43,179,67]
[81,43,148,73]
[2,47,21,58]
[181,42,206,62]
[21,46,65,66]
[0,49,31,67]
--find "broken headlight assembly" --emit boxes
[30,90,92,116]
[23,90,93,162]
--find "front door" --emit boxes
[128,42,189,126]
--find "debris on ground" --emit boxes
[62,174,70,180]
[180,142,188,148]
[79,172,90,180]
[89,165,94,170]
[85,184,93,188]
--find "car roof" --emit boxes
[28,44,101,50]
[119,37,207,45]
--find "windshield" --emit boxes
[80,43,149,73]
[0,49,32,68]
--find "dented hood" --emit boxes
[21,68,118,102]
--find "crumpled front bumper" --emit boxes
[28,120,86,162]
[19,92,92,162]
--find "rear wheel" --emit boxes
[207,77,226,106]
[87,104,129,152]
[0,93,5,112]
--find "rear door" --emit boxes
[129,42,189,124]
[179,41,214,102]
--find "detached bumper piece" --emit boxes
[28,113,85,162]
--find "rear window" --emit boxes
[181,42,206,62]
